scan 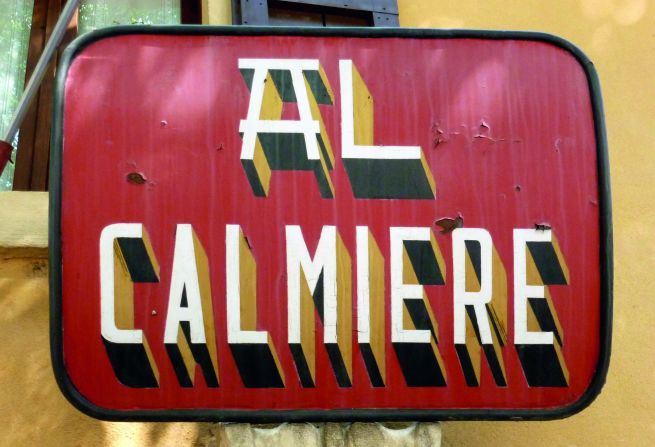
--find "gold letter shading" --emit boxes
[339,59,436,199]
[515,229,570,387]
[226,225,285,387]
[100,223,160,388]
[239,59,335,198]
[356,227,386,387]
[286,226,352,388]
[454,235,508,387]
[391,227,447,387]
[164,225,219,388]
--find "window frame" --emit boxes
[231,0,399,27]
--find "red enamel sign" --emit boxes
[51,27,611,421]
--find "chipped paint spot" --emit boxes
[555,138,562,152]
[127,172,147,185]
[431,122,448,148]
[434,213,464,234]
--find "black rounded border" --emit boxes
[49,25,612,422]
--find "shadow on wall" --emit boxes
[0,258,202,446]
[395,0,655,446]
[0,256,441,446]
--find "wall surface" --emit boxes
[1,202,441,443]
[0,0,653,446]
[396,0,654,445]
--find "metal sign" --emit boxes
[50,27,611,421]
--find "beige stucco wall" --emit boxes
[397,0,655,445]
[0,193,441,444]
[1,0,653,445]
[0,195,201,446]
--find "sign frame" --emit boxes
[49,25,612,422]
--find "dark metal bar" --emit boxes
[279,0,397,14]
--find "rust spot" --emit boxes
[535,223,551,231]
[514,184,522,192]
[434,213,463,234]
[127,172,147,185]
[217,143,224,151]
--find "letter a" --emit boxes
[239,58,335,198]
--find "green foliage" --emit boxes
[0,0,33,190]
[78,0,180,35]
